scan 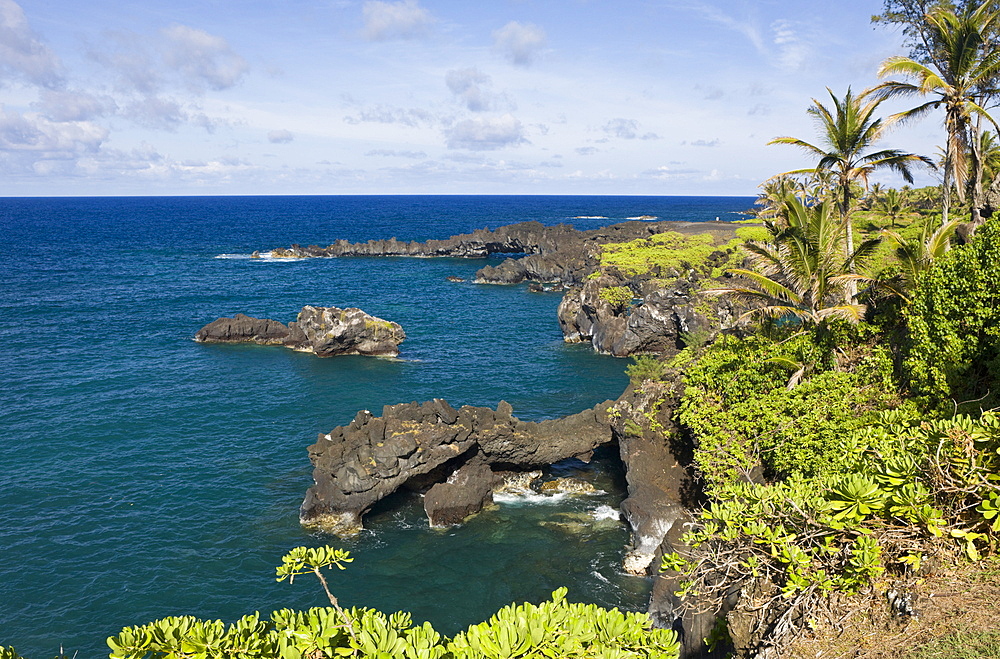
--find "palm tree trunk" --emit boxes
[942,153,952,227]
[841,183,857,302]
[971,115,985,227]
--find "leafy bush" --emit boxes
[449,587,679,659]
[677,333,909,490]
[626,354,669,386]
[96,547,682,659]
[668,404,1000,606]
[904,216,1000,412]
[597,285,634,311]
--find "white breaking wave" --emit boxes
[591,505,622,521]
[213,251,301,262]
[591,570,611,584]
[572,215,608,219]
[494,491,569,505]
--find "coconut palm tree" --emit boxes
[875,187,909,228]
[703,197,880,327]
[869,3,1000,225]
[876,218,960,303]
[769,87,932,298]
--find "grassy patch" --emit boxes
[903,630,1000,658]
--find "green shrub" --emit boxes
[677,332,910,490]
[626,354,669,386]
[904,216,1000,412]
[597,285,633,311]
[449,587,679,659]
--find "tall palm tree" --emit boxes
[869,3,1000,225]
[769,87,932,298]
[704,197,880,327]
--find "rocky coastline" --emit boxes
[195,306,405,357]
[266,220,751,657]
[266,219,737,287]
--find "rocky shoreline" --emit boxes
[262,219,749,658]
[264,220,741,358]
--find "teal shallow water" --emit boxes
[0,195,752,657]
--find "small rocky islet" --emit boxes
[195,305,405,357]
[241,218,748,658]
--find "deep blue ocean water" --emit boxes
[0,195,754,658]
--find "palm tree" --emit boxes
[769,87,932,298]
[869,3,1000,225]
[979,129,1000,185]
[703,197,880,327]
[877,218,959,303]
[753,175,800,221]
[874,187,909,228]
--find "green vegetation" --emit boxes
[904,215,1000,411]
[95,546,681,659]
[598,231,728,278]
[636,7,1000,643]
[625,355,670,387]
[768,87,931,267]
[597,285,634,312]
[704,197,878,326]
[904,630,1000,658]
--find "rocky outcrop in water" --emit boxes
[195,306,405,357]
[423,454,496,527]
[299,398,612,535]
[267,220,737,286]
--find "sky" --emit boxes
[0,0,948,196]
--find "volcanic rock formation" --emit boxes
[299,398,613,535]
[194,306,405,357]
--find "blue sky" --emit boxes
[1,0,945,196]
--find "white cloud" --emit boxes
[446,68,496,112]
[603,118,659,140]
[0,106,107,172]
[362,0,433,41]
[492,21,546,67]
[267,129,293,143]
[683,2,765,54]
[344,104,436,127]
[445,114,527,150]
[366,149,427,158]
[0,0,63,88]
[123,95,187,130]
[35,89,115,122]
[689,138,720,147]
[87,32,162,94]
[770,19,811,71]
[161,24,249,91]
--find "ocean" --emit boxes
[0,195,754,658]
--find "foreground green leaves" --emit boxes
[99,546,679,659]
[106,589,679,659]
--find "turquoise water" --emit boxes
[0,195,753,657]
